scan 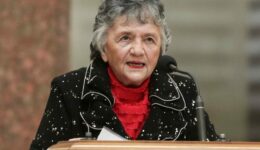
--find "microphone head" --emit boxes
[158,55,178,72]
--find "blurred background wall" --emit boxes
[164,0,248,141]
[0,0,69,149]
[247,0,260,141]
[0,0,259,149]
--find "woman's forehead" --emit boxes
[111,15,157,27]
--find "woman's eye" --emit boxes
[120,35,130,41]
[145,37,155,43]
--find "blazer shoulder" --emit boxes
[169,70,194,82]
[52,67,87,86]
[169,70,198,95]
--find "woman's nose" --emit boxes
[130,40,144,56]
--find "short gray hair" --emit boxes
[90,0,172,60]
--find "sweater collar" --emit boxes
[108,66,150,103]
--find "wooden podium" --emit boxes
[48,140,260,150]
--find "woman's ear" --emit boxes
[101,50,108,62]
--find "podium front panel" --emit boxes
[48,140,260,150]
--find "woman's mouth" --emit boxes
[126,61,145,68]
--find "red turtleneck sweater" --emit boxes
[108,68,150,139]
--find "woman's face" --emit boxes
[101,16,162,87]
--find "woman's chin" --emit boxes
[123,76,147,87]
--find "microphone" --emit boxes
[158,55,207,141]
[158,55,177,71]
[196,95,207,141]
[80,112,93,140]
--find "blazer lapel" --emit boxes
[149,68,186,111]
[79,96,129,139]
[137,104,187,140]
[137,68,188,140]
[80,56,128,139]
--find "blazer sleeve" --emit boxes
[30,78,72,150]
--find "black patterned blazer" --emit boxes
[30,56,219,150]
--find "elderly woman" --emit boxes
[30,0,219,149]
